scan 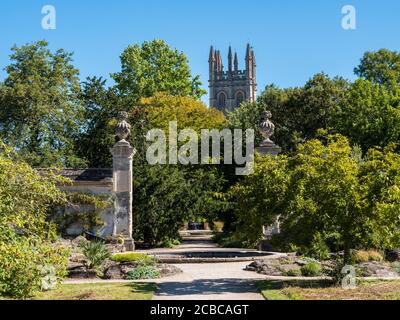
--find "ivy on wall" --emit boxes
[51,192,114,235]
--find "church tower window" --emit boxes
[217,92,227,109]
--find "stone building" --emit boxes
[209,44,257,112]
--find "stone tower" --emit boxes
[209,44,257,112]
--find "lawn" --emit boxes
[32,282,157,300]
[257,279,400,300]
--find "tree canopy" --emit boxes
[0,40,85,167]
[112,39,206,100]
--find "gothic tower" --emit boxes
[209,44,257,112]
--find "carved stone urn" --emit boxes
[256,110,281,156]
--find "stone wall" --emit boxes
[43,169,115,238]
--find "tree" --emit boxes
[231,134,400,264]
[334,79,400,152]
[130,94,228,245]
[133,164,225,246]
[140,93,226,132]
[355,49,400,88]
[0,40,85,167]
[231,74,349,153]
[359,146,400,250]
[112,39,206,100]
[229,154,289,247]
[76,77,135,168]
[0,142,69,298]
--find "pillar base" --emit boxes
[124,238,135,252]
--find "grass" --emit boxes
[257,279,400,300]
[32,282,157,300]
[111,252,156,265]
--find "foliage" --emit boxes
[355,49,400,88]
[0,144,70,298]
[229,154,289,247]
[0,142,68,240]
[231,134,400,264]
[354,250,384,263]
[302,233,331,261]
[112,39,206,100]
[75,77,134,168]
[0,239,69,298]
[300,262,322,277]
[334,79,400,152]
[126,266,161,280]
[358,146,400,249]
[79,240,111,272]
[284,269,302,277]
[0,40,85,167]
[133,164,226,246]
[161,238,181,248]
[245,74,349,153]
[111,253,156,266]
[128,94,228,246]
[141,93,226,132]
[52,192,112,235]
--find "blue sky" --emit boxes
[1,0,400,104]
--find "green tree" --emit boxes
[0,40,85,167]
[231,134,400,264]
[0,142,69,298]
[76,77,135,168]
[131,94,228,245]
[230,74,349,153]
[334,79,400,151]
[112,39,206,100]
[355,49,400,88]
[229,154,289,247]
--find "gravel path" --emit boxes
[152,262,265,300]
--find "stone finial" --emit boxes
[116,111,131,141]
[260,111,275,145]
[256,111,281,156]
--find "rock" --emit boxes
[244,260,264,272]
[104,264,124,280]
[106,243,126,254]
[68,268,98,279]
[72,236,88,247]
[358,262,399,277]
[294,259,308,266]
[245,260,282,276]
[156,264,182,277]
[279,264,301,273]
[261,264,282,276]
[67,261,86,271]
[386,249,400,262]
[70,252,87,264]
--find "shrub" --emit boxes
[0,239,69,298]
[285,269,302,277]
[300,262,322,277]
[393,262,400,274]
[126,266,161,280]
[0,144,70,298]
[79,240,111,272]
[304,233,330,261]
[212,221,224,233]
[354,250,384,263]
[161,238,181,248]
[111,253,156,266]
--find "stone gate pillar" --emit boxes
[111,112,136,251]
[256,111,281,251]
